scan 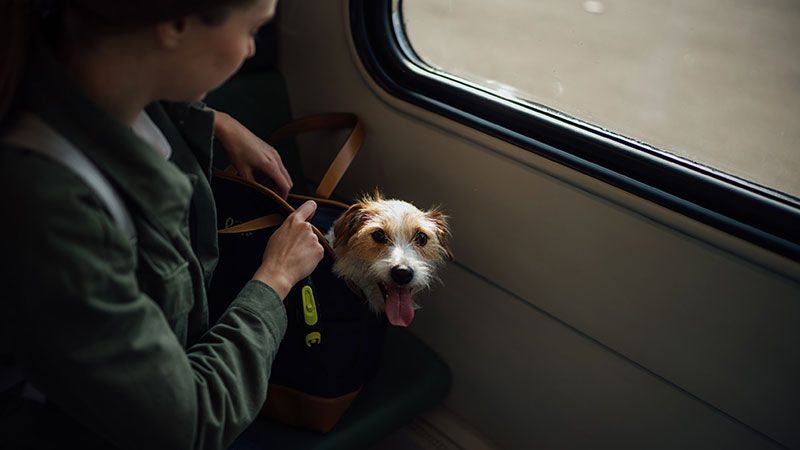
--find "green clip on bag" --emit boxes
[208,113,387,433]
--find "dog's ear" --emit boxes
[361,188,383,203]
[426,209,454,261]
[333,202,370,249]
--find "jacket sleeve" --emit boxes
[1,158,286,450]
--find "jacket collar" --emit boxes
[22,44,195,234]
[156,101,215,181]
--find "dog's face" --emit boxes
[328,192,452,327]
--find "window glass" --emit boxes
[400,0,800,198]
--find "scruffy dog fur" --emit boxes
[326,191,452,327]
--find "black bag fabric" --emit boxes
[208,173,386,390]
[206,114,386,432]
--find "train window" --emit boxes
[350,0,800,261]
[399,0,800,199]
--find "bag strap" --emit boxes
[213,113,362,252]
[2,113,137,243]
[266,113,364,199]
[212,170,336,253]
[0,112,137,400]
[218,213,284,234]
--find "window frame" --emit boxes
[350,0,800,263]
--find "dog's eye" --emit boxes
[414,232,429,247]
[371,229,388,244]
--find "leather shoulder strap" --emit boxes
[2,113,137,244]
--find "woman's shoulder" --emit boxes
[0,143,116,240]
[1,142,96,201]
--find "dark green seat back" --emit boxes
[204,23,303,185]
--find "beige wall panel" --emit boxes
[412,264,783,450]
[276,1,800,447]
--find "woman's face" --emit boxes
[160,0,277,101]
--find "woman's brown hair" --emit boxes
[0,0,35,123]
[0,0,255,123]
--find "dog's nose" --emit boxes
[390,266,414,285]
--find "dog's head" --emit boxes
[329,191,452,326]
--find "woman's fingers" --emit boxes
[261,155,292,198]
[253,201,323,299]
[215,111,294,198]
[292,200,317,222]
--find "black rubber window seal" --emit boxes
[350,0,800,263]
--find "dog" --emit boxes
[326,191,452,327]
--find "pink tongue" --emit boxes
[385,287,414,327]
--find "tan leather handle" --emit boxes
[212,170,335,254]
[218,213,284,234]
[267,113,363,199]
[217,209,332,254]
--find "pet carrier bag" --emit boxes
[208,113,387,433]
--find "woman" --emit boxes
[0,0,323,448]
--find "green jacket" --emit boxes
[0,48,287,449]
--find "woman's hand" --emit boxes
[213,109,293,198]
[253,201,324,300]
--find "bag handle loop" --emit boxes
[220,113,363,199]
[211,170,335,253]
[214,113,362,249]
[266,113,363,200]
[217,213,284,234]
